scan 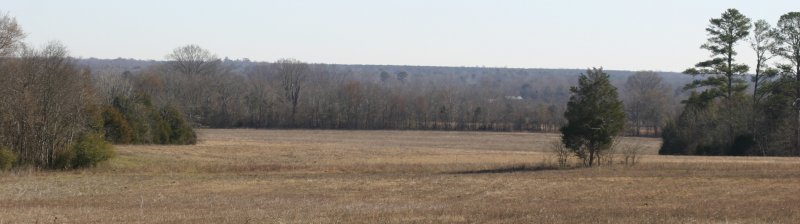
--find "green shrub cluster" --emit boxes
[100,94,196,145]
[72,133,115,168]
[43,93,195,170]
[101,105,134,144]
[53,133,116,169]
[0,147,16,171]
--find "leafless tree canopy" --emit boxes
[0,42,93,166]
[0,12,25,57]
[166,44,220,76]
[624,71,671,136]
[274,58,308,123]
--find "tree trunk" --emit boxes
[727,49,735,148]
[796,64,800,154]
[290,102,297,127]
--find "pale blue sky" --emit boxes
[2,0,799,72]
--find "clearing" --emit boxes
[1,129,799,223]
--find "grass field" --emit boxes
[2,129,800,223]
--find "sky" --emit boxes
[2,0,799,72]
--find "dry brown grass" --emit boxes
[1,129,799,223]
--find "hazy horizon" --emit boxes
[4,0,800,72]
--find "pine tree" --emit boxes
[683,8,752,149]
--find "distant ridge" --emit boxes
[76,58,691,86]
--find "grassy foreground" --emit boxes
[1,129,799,223]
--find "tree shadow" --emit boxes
[448,164,575,175]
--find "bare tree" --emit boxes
[749,19,779,105]
[274,58,308,126]
[624,71,671,136]
[0,42,93,166]
[548,140,571,168]
[747,19,780,155]
[617,140,643,166]
[93,70,134,105]
[165,44,220,76]
[0,12,25,56]
[0,12,26,149]
[162,45,224,124]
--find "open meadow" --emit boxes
[2,129,800,223]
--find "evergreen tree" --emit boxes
[682,8,752,149]
[561,68,626,167]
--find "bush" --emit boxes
[150,110,171,144]
[162,106,196,145]
[0,147,16,171]
[99,94,196,145]
[102,106,134,144]
[70,133,116,168]
[549,140,571,168]
[659,121,689,155]
[52,147,76,170]
[620,143,643,166]
[597,138,621,166]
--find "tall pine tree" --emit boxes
[683,8,751,149]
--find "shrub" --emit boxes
[0,147,16,171]
[70,133,116,168]
[549,140,571,168]
[620,143,643,166]
[52,148,76,170]
[99,93,196,145]
[162,106,196,145]
[150,110,171,144]
[102,106,134,144]
[658,121,689,155]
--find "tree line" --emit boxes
[87,47,685,137]
[661,9,800,156]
